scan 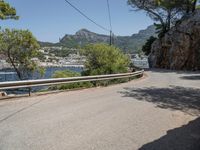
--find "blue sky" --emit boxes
[1,0,153,42]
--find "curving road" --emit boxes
[0,69,200,150]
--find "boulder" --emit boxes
[0,91,7,97]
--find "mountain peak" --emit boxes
[75,29,92,35]
[132,25,156,37]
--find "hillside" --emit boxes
[40,25,156,53]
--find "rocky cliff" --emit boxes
[149,10,200,70]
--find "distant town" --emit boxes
[38,47,85,68]
[0,46,149,70]
[0,46,85,70]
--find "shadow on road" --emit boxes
[120,85,200,149]
[138,117,200,150]
[147,69,200,74]
[119,86,200,116]
[180,75,200,80]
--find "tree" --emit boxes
[81,44,130,75]
[142,36,157,56]
[0,29,44,80]
[128,0,199,38]
[0,0,19,20]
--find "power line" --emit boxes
[106,0,114,45]
[106,0,112,31]
[64,0,109,32]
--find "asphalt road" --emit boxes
[0,69,200,150]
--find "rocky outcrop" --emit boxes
[75,29,109,42]
[149,10,200,70]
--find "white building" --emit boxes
[131,54,149,69]
[0,59,11,69]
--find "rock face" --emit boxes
[149,10,200,70]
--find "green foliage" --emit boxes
[154,23,166,38]
[51,70,93,90]
[0,0,19,20]
[38,41,61,47]
[53,70,80,78]
[0,29,44,80]
[81,44,130,76]
[142,36,157,56]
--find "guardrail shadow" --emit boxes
[0,98,46,124]
[138,117,200,150]
[180,75,200,80]
[119,86,200,116]
[148,68,200,74]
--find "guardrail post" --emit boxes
[28,87,31,96]
[129,74,133,81]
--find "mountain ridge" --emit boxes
[39,25,156,53]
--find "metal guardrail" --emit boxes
[0,70,144,90]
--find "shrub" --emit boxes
[81,44,130,76]
[50,70,93,90]
[142,36,157,56]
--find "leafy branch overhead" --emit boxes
[0,0,19,20]
[0,1,45,80]
[128,0,199,37]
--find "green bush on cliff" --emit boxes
[142,36,157,56]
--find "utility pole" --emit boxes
[112,33,114,45]
[110,30,112,46]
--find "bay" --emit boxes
[0,66,83,82]
[0,66,83,94]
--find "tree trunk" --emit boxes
[166,10,171,31]
[7,50,22,80]
[192,0,197,12]
[186,0,191,14]
[9,58,22,80]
